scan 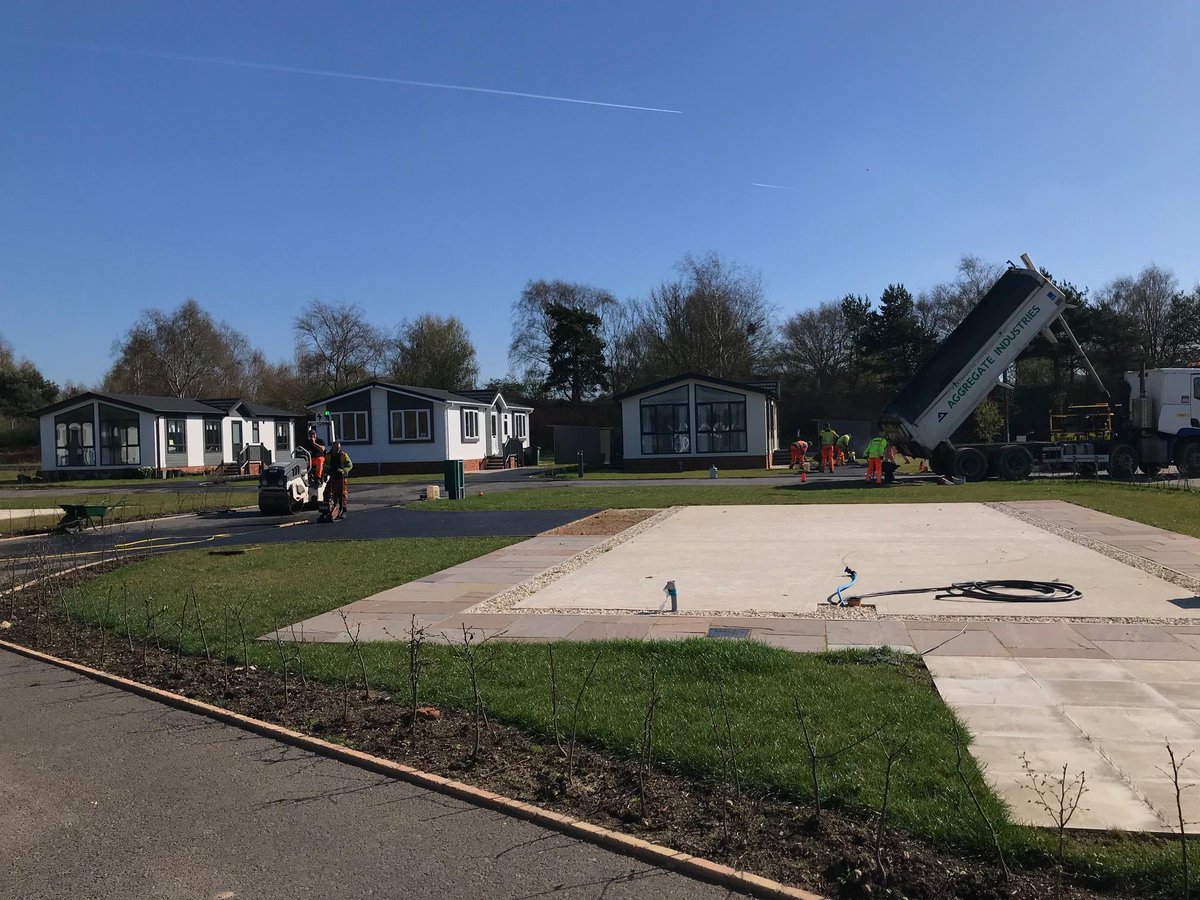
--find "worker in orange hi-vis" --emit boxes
[789,435,809,469]
[864,428,889,485]
[818,424,839,472]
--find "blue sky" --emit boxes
[3,1,1198,388]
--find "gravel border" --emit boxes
[987,501,1200,597]
[465,506,685,614]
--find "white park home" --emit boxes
[617,373,780,471]
[306,381,533,474]
[34,392,298,477]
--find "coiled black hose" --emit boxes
[828,579,1081,606]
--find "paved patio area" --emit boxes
[513,503,1195,618]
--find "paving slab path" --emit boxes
[0,649,737,900]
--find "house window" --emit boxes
[99,407,140,466]
[275,422,290,451]
[166,419,187,454]
[330,411,369,443]
[514,413,527,439]
[251,420,260,443]
[391,409,431,441]
[462,409,480,441]
[55,407,95,467]
[639,386,690,455]
[203,419,222,454]
[490,414,497,438]
[695,385,747,453]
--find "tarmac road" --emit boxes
[0,649,738,900]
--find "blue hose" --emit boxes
[832,566,858,606]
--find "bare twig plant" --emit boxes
[873,736,910,887]
[288,622,309,704]
[792,696,881,822]
[338,611,370,717]
[637,668,661,822]
[566,652,603,782]
[951,726,1010,880]
[407,615,426,733]
[1158,740,1196,900]
[444,623,505,764]
[1020,753,1088,897]
[271,619,290,705]
[548,644,565,757]
[191,588,211,662]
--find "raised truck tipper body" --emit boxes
[881,259,1200,481]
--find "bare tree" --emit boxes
[641,253,776,380]
[294,299,385,395]
[389,313,480,389]
[777,300,852,391]
[104,299,259,397]
[916,255,1004,339]
[1098,264,1187,367]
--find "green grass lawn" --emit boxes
[582,467,799,479]
[0,486,257,535]
[52,540,1190,895]
[424,479,1200,539]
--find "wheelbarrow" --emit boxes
[55,500,126,533]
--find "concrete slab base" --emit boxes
[515,504,1192,618]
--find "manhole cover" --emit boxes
[707,626,752,639]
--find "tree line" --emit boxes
[508,253,1200,418]
[4,251,1198,432]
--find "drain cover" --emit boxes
[707,626,752,639]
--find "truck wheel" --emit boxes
[997,445,1034,481]
[953,447,988,482]
[930,448,954,477]
[1108,443,1139,481]
[1177,441,1200,478]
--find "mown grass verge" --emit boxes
[18,539,1189,897]
[419,479,1200,539]
[0,486,258,535]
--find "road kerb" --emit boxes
[0,637,824,900]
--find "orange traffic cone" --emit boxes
[800,469,807,483]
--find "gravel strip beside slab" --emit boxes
[466,507,685,614]
[988,501,1200,598]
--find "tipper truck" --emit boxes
[881,254,1200,481]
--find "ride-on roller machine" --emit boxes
[257,419,336,515]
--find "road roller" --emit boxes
[257,419,335,515]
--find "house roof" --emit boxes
[202,398,301,419]
[614,373,779,401]
[307,381,529,410]
[34,391,299,419]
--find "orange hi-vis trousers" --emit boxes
[836,447,847,466]
[821,445,835,471]
[790,444,807,466]
[866,458,883,483]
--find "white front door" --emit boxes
[489,413,499,455]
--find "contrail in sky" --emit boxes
[23,40,683,114]
[751,182,797,191]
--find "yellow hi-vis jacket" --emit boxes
[836,434,851,448]
[818,428,839,447]
[865,437,889,459]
